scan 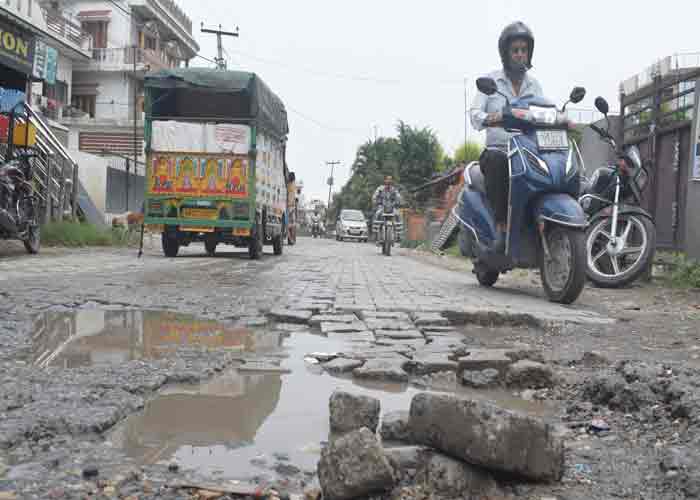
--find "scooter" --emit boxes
[454,77,588,304]
[579,97,656,287]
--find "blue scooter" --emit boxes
[455,77,588,304]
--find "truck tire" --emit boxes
[248,219,263,260]
[204,234,217,256]
[162,231,179,258]
[273,233,283,255]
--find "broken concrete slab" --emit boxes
[373,338,426,350]
[457,349,512,376]
[329,391,381,434]
[416,450,504,499]
[374,329,425,340]
[268,308,312,324]
[409,393,565,481]
[358,311,410,321]
[321,322,368,334]
[353,359,410,383]
[323,358,365,374]
[379,411,412,442]
[505,360,555,389]
[310,314,357,326]
[462,368,502,389]
[364,318,416,331]
[403,353,458,376]
[411,312,449,327]
[327,330,375,343]
[420,326,458,333]
[318,428,395,500]
[342,348,413,361]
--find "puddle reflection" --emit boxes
[31,310,274,368]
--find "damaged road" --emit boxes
[0,237,698,499]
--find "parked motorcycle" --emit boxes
[0,152,41,254]
[455,77,588,304]
[579,97,656,288]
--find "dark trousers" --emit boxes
[480,149,509,226]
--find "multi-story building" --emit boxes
[1,0,92,134]
[45,0,199,159]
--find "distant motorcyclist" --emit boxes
[372,176,402,239]
[310,207,322,237]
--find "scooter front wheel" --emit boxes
[540,226,586,304]
[475,268,499,287]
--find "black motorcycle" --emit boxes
[0,152,41,254]
[579,97,655,287]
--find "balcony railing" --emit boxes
[41,8,93,53]
[85,47,173,71]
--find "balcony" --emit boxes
[128,0,198,56]
[41,7,93,56]
[74,47,174,73]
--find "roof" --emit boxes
[145,68,288,138]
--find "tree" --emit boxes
[454,141,483,165]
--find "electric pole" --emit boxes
[325,161,340,227]
[200,23,239,70]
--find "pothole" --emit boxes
[30,309,273,369]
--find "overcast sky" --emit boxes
[179,0,699,202]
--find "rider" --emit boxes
[372,175,402,240]
[470,21,544,252]
[310,207,322,233]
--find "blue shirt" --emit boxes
[470,69,544,150]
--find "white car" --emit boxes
[336,209,369,242]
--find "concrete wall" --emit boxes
[684,77,700,260]
[105,166,145,213]
[71,149,109,214]
[71,71,134,121]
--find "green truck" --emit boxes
[143,68,289,259]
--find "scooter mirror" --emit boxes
[476,77,498,96]
[570,87,586,104]
[594,97,609,115]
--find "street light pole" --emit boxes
[325,160,340,227]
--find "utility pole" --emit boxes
[129,44,138,212]
[200,23,239,70]
[325,161,340,227]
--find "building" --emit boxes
[46,0,199,160]
[1,0,92,129]
[619,53,700,258]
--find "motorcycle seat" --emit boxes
[465,163,486,194]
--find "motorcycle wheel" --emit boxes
[475,268,499,287]
[586,215,656,288]
[383,225,393,256]
[273,233,283,255]
[23,222,40,254]
[540,226,586,304]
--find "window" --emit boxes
[72,95,96,118]
[45,81,68,104]
[145,36,156,50]
[82,21,108,48]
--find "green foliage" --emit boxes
[332,122,444,215]
[444,243,461,257]
[668,253,700,288]
[454,141,483,165]
[41,221,136,247]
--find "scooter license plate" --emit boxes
[536,130,568,150]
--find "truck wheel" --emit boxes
[273,233,283,255]
[162,231,179,258]
[248,219,263,260]
[204,234,217,256]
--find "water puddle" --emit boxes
[30,309,269,369]
[109,330,555,483]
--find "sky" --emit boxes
[179,0,700,202]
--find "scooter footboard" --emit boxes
[533,194,587,228]
[455,187,497,247]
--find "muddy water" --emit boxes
[30,309,266,368]
[109,330,555,482]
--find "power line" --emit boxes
[286,105,366,135]
[105,0,132,19]
[194,53,216,64]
